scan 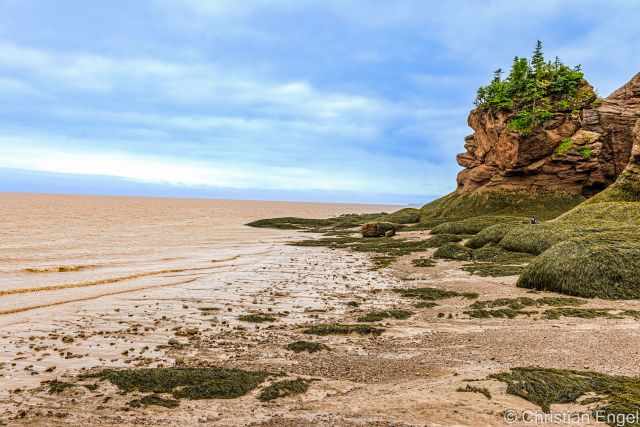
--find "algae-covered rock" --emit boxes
[83,367,269,400]
[361,222,396,238]
[420,190,584,223]
[381,208,421,224]
[518,233,640,299]
[433,243,473,261]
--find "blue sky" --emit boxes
[0,1,639,204]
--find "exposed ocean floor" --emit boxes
[2,195,640,426]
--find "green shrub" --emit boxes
[508,109,553,136]
[578,146,592,159]
[555,137,574,155]
[475,41,595,130]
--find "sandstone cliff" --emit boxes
[456,73,640,198]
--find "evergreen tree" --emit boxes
[531,40,545,76]
[473,41,595,135]
[493,68,503,82]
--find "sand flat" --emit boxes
[2,193,636,426]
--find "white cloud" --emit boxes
[50,107,382,141]
[0,133,443,194]
[0,42,389,123]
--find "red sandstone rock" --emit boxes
[456,73,640,198]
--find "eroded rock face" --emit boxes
[456,73,640,197]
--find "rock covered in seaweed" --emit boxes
[360,222,396,238]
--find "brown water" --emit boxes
[0,192,396,317]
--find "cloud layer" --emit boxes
[0,1,638,202]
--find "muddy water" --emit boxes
[0,193,395,398]
[0,193,395,317]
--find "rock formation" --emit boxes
[456,73,640,197]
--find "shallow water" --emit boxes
[0,193,394,317]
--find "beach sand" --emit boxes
[1,193,638,426]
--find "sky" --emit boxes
[0,1,639,204]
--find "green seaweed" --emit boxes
[469,296,585,311]
[83,367,269,400]
[128,394,180,408]
[356,309,413,322]
[491,366,640,424]
[45,380,76,394]
[393,287,478,301]
[433,243,473,261]
[302,323,384,336]
[238,314,277,323]
[465,308,535,319]
[412,257,436,267]
[286,341,330,353]
[457,384,492,399]
[258,379,309,401]
[462,263,526,277]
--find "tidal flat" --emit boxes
[2,194,640,426]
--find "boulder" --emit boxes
[361,222,396,238]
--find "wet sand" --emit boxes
[2,194,640,426]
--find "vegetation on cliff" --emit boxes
[475,40,596,135]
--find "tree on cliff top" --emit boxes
[475,41,596,135]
